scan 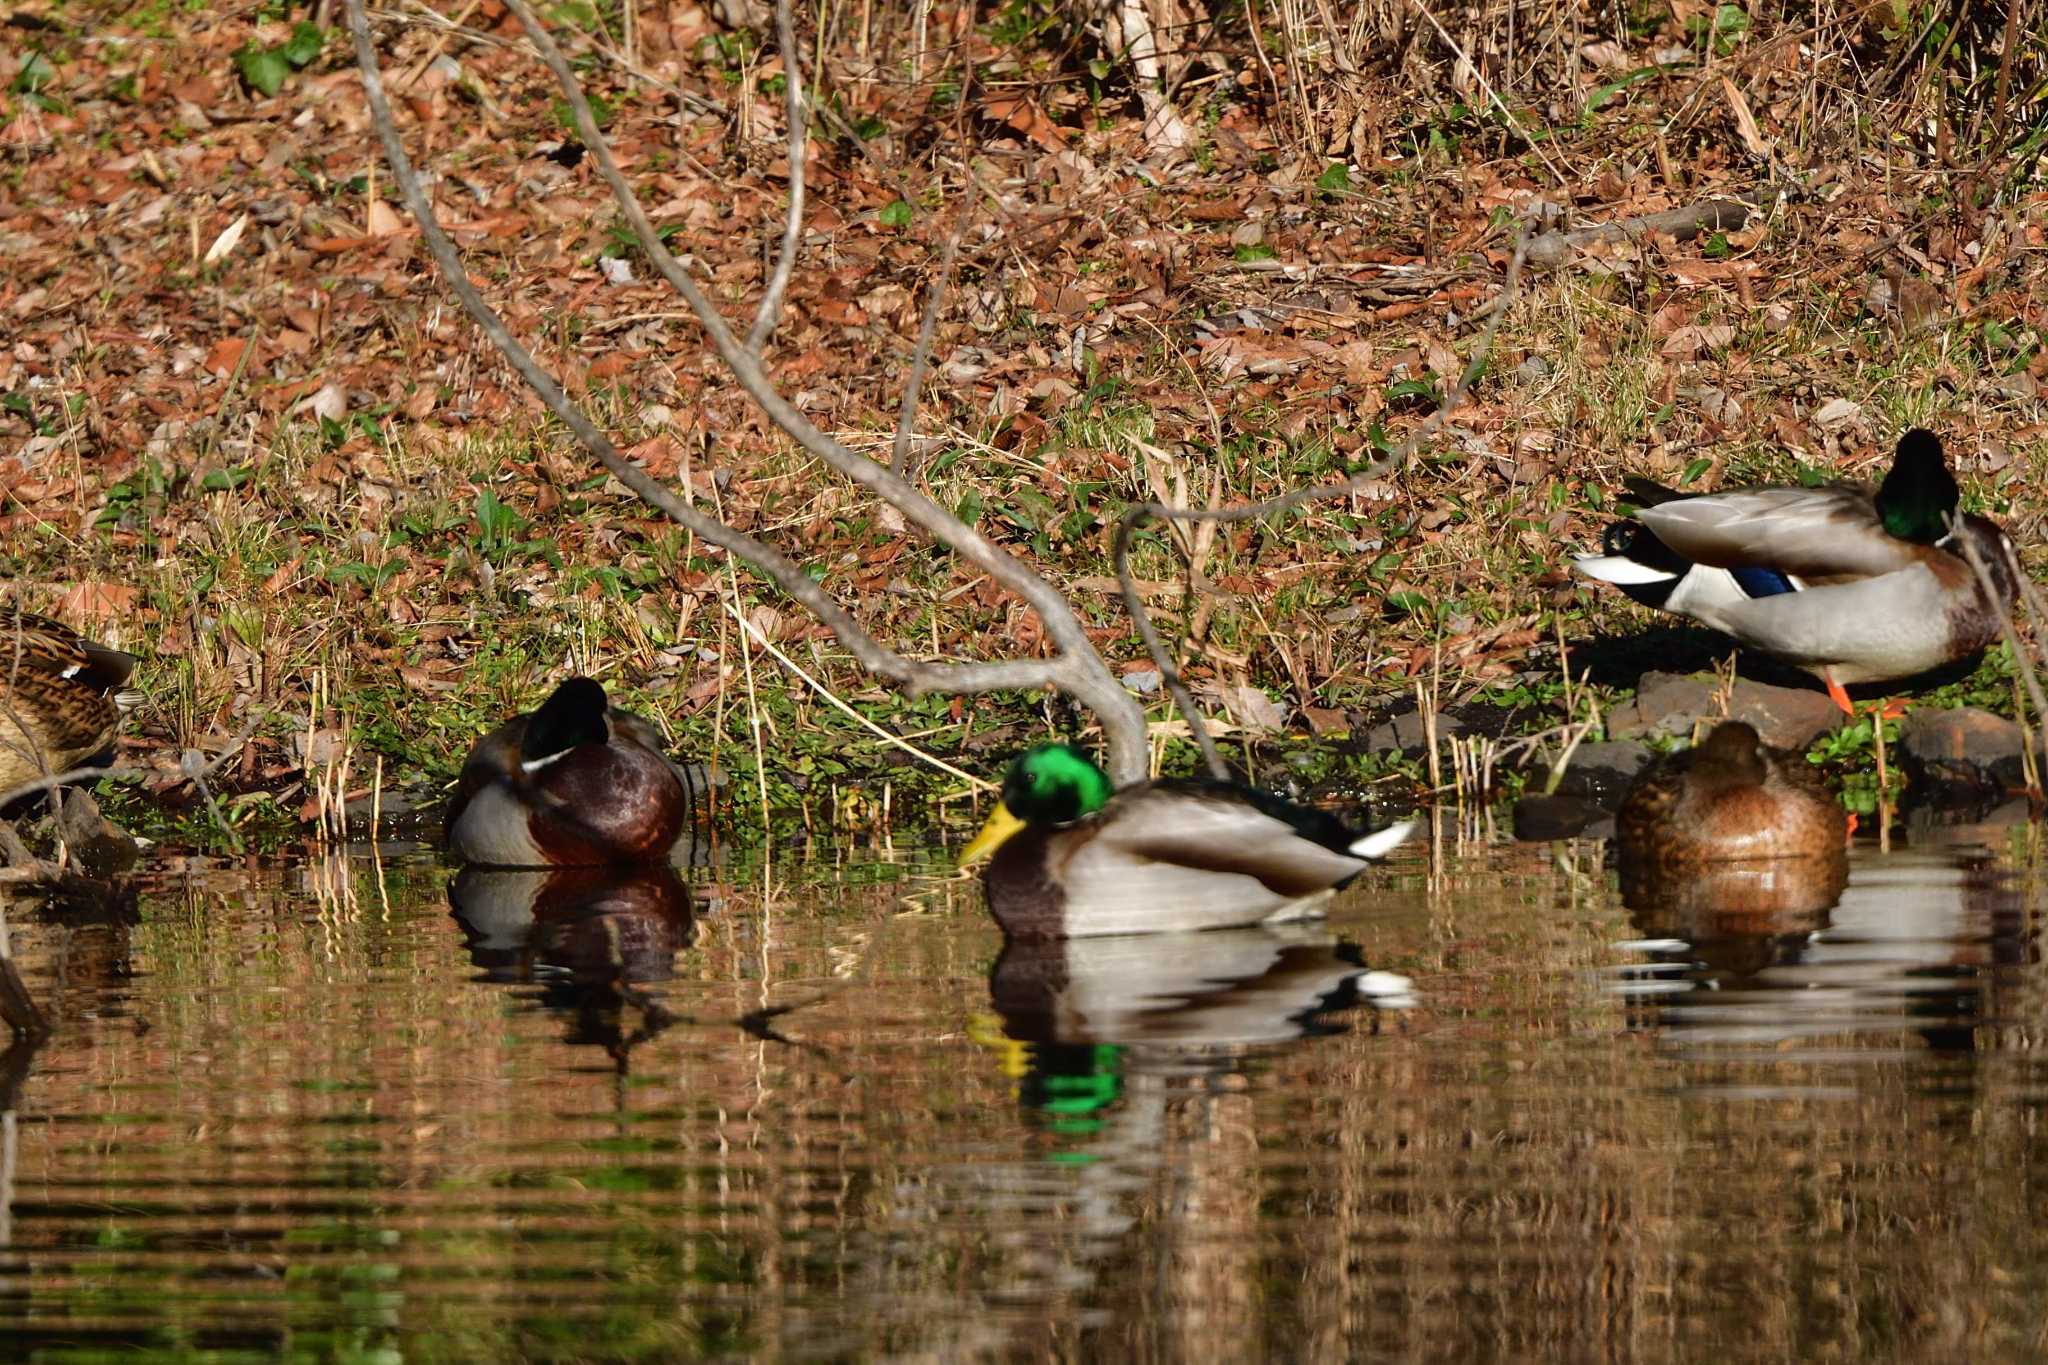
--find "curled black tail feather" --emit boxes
[1601,519,1691,576]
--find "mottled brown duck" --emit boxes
[1617,721,1847,867]
[0,609,138,799]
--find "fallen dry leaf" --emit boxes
[202,212,248,265]
[57,582,141,620]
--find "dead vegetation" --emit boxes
[1,0,2046,837]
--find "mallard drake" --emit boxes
[446,677,697,867]
[0,609,138,799]
[1616,721,1847,866]
[958,743,1414,940]
[1574,429,2019,712]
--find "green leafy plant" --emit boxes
[1688,4,1751,57]
[551,91,615,130]
[11,50,59,111]
[233,21,325,97]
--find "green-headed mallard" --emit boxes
[959,743,1414,940]
[446,678,698,867]
[1574,429,2018,712]
[0,609,138,798]
[1616,721,1847,866]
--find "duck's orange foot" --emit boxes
[1874,697,1909,722]
[1845,811,1859,840]
[1824,670,1855,715]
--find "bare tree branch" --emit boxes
[345,0,1151,782]
[745,0,807,354]
[1525,195,1767,270]
[1117,225,1534,779]
[892,196,973,477]
[0,767,126,813]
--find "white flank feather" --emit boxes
[1348,820,1416,860]
[1572,553,1679,586]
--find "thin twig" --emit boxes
[745,0,807,354]
[0,708,262,816]
[0,767,132,812]
[892,197,974,477]
[1116,225,1534,779]
[345,0,1151,782]
[725,603,995,790]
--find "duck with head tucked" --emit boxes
[1574,429,2019,712]
[959,743,1414,940]
[1616,721,1846,868]
[446,677,697,867]
[0,609,139,800]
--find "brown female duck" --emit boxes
[0,609,138,797]
[445,677,695,867]
[1617,721,1846,866]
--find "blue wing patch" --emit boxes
[1729,565,1797,598]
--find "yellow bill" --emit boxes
[959,801,1026,868]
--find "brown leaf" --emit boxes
[979,95,1069,152]
[1659,324,1733,358]
[1220,683,1287,734]
[1301,705,1350,738]
[366,197,405,237]
[204,336,249,378]
[1720,76,1770,158]
[56,582,140,620]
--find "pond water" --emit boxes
[0,813,2044,1361]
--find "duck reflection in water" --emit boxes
[985,925,1413,1133]
[448,864,696,1068]
[989,923,1414,1055]
[814,927,1416,1358]
[1616,846,2029,1057]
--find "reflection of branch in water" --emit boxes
[0,957,41,1039]
[737,991,846,1067]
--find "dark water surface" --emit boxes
[0,815,2045,1362]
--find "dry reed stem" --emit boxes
[724,600,994,790]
